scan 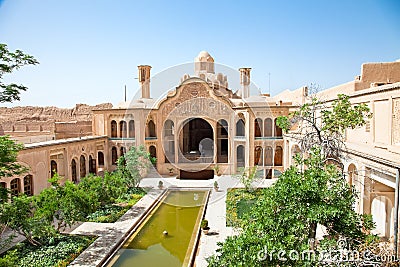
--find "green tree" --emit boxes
[276,94,371,160]
[77,172,126,205]
[234,166,261,192]
[209,149,371,266]
[117,145,152,188]
[0,135,27,179]
[35,174,96,231]
[0,43,39,103]
[0,44,39,248]
[209,94,374,266]
[0,44,38,199]
[0,195,55,246]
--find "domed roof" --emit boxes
[198,50,210,57]
[195,51,214,62]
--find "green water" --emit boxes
[109,190,207,267]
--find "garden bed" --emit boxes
[85,187,147,223]
[0,234,96,267]
[226,188,263,227]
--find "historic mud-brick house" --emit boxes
[2,52,400,240]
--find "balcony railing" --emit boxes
[255,136,283,140]
[109,137,135,141]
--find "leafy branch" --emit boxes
[0,43,39,103]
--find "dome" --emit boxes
[198,50,210,57]
[195,51,214,62]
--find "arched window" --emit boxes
[163,120,175,163]
[264,118,272,137]
[274,118,282,137]
[236,119,245,137]
[120,146,126,156]
[111,120,117,138]
[71,159,77,183]
[371,196,393,238]
[119,120,127,138]
[80,155,86,178]
[265,169,272,179]
[217,119,229,163]
[254,118,262,138]
[128,120,135,138]
[146,120,156,138]
[254,146,262,165]
[50,160,57,177]
[111,147,118,165]
[10,178,20,197]
[98,152,104,166]
[274,146,283,166]
[149,146,156,168]
[348,163,357,187]
[291,145,301,165]
[23,175,33,196]
[164,120,174,136]
[236,145,245,169]
[264,146,273,166]
[218,119,228,137]
[89,155,96,174]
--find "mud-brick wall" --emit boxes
[55,121,92,139]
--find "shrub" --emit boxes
[0,235,95,267]
[201,219,209,229]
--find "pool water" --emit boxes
[108,190,207,267]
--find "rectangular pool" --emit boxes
[107,190,208,267]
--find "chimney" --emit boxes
[238,68,251,98]
[138,65,151,99]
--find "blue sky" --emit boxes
[0,0,399,108]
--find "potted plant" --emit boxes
[158,180,164,189]
[214,181,219,191]
[167,167,174,176]
[213,164,221,176]
[201,219,210,235]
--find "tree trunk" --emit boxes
[308,222,317,250]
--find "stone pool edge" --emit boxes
[68,188,166,267]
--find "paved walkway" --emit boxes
[68,175,276,267]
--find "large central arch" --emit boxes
[179,118,214,162]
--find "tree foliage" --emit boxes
[0,195,55,246]
[77,172,126,206]
[209,94,374,266]
[276,94,371,159]
[35,174,97,232]
[234,166,262,192]
[0,43,39,103]
[209,149,372,266]
[117,145,152,188]
[0,135,26,179]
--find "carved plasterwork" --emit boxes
[160,81,233,119]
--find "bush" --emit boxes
[0,235,95,267]
[86,187,147,223]
[0,249,17,267]
[85,205,128,223]
[201,219,208,229]
[225,188,262,227]
[35,175,98,232]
